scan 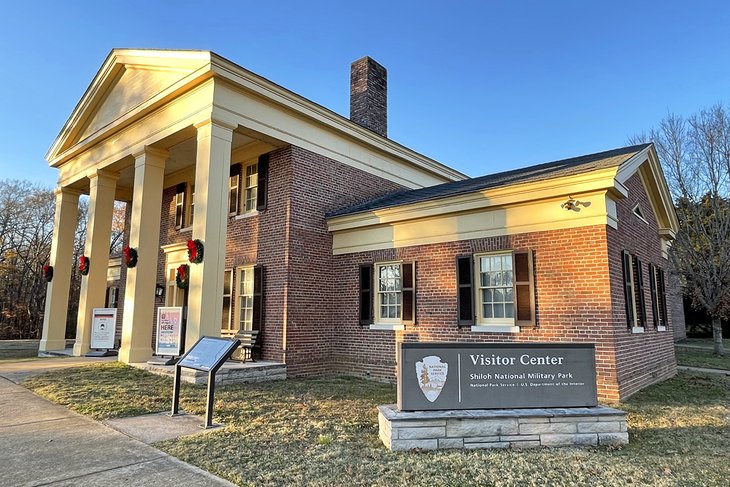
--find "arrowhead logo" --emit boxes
[416,355,448,402]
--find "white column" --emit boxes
[119,148,167,363]
[73,170,118,356]
[39,187,81,352]
[186,119,234,347]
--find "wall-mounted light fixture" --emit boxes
[155,284,165,298]
[561,197,591,212]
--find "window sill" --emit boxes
[179,226,192,233]
[234,211,259,221]
[471,325,520,334]
[369,323,405,331]
[657,325,667,332]
[631,326,645,334]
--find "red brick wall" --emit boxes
[154,145,405,368]
[331,228,622,401]
[606,172,678,399]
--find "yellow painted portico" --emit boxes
[40,49,463,363]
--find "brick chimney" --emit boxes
[350,56,387,137]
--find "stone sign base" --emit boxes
[378,404,628,451]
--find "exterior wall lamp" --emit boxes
[155,284,165,299]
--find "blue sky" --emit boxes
[2,1,730,187]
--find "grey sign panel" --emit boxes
[398,343,597,411]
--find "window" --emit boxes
[633,203,648,223]
[234,265,265,331]
[236,266,255,331]
[222,269,233,331]
[377,263,402,323]
[456,251,535,332]
[174,183,195,230]
[243,162,258,213]
[105,287,119,308]
[165,266,185,307]
[359,262,415,329]
[476,253,514,324]
[622,251,646,332]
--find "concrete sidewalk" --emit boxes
[0,362,236,486]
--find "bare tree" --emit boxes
[632,105,730,355]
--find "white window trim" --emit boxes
[657,325,667,332]
[369,323,405,331]
[474,251,518,329]
[373,261,404,326]
[632,203,649,224]
[233,265,255,332]
[242,161,259,214]
[470,324,520,334]
[632,326,645,334]
[234,210,259,221]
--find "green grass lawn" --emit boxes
[24,363,730,487]
[675,347,730,370]
[676,337,730,350]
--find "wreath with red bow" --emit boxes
[176,264,189,289]
[43,265,53,282]
[187,239,204,264]
[79,255,90,276]
[123,246,138,268]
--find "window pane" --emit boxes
[505,303,514,318]
[494,288,503,303]
[483,304,493,318]
[505,287,514,302]
[494,304,504,318]
[502,255,512,270]
[480,272,490,287]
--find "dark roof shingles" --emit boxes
[327,143,650,218]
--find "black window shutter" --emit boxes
[634,256,647,327]
[112,287,119,308]
[402,262,415,324]
[230,163,241,177]
[252,265,264,331]
[649,264,659,328]
[104,287,110,308]
[256,153,269,210]
[658,268,668,327]
[621,250,635,328]
[456,256,474,326]
[514,250,536,327]
[359,265,373,325]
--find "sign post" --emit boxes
[171,336,241,428]
[86,308,118,357]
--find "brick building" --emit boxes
[40,49,683,401]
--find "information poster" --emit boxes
[156,307,183,356]
[90,308,117,349]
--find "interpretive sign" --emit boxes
[177,336,238,371]
[398,342,597,411]
[90,308,117,349]
[172,336,241,428]
[155,307,183,356]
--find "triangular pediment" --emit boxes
[48,49,212,163]
[615,144,679,236]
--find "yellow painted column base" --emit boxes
[118,347,153,364]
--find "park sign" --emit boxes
[397,343,597,411]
